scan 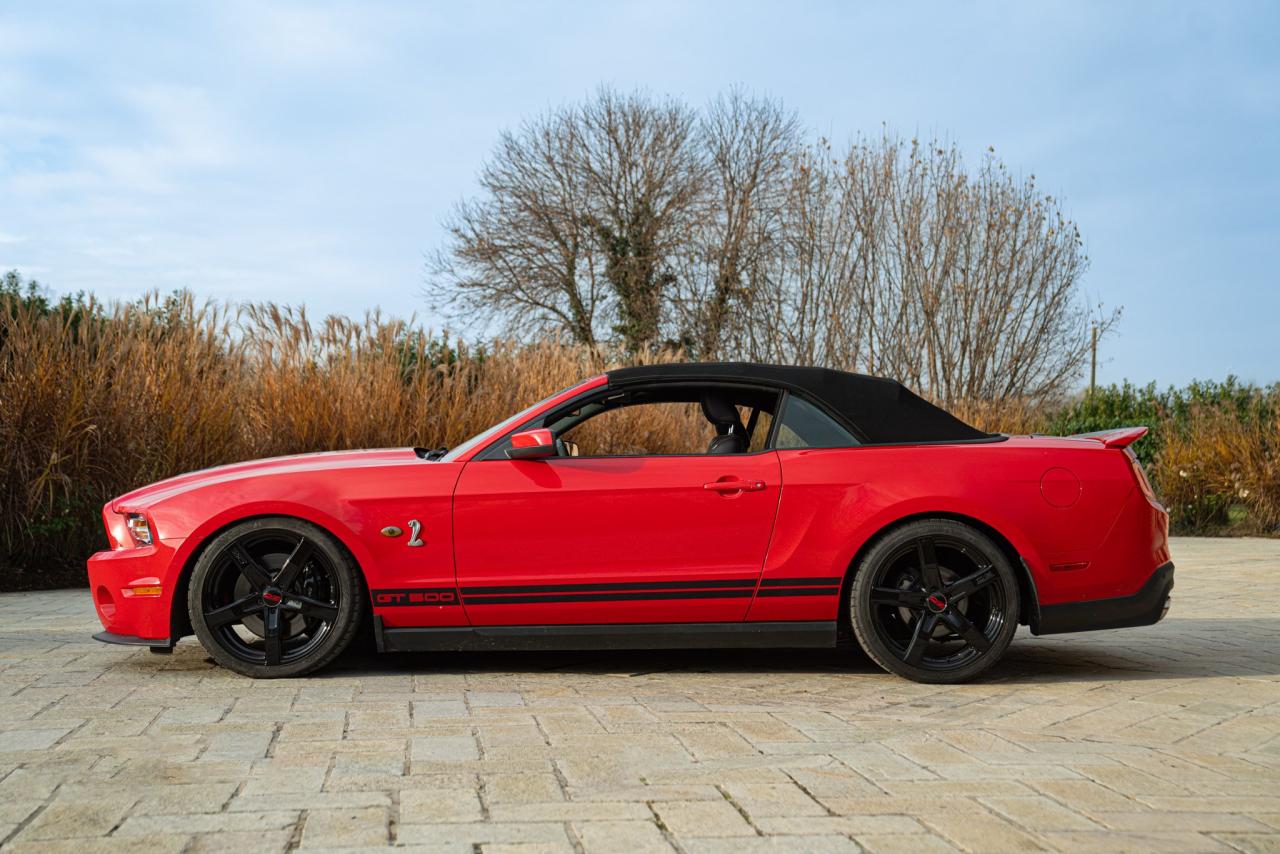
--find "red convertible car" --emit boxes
[88,363,1172,683]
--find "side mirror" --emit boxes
[506,428,557,460]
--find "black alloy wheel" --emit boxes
[850,519,1020,683]
[188,517,362,678]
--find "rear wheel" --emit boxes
[188,517,361,678]
[850,519,1019,683]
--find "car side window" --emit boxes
[773,395,860,449]
[560,401,714,457]
[745,406,773,453]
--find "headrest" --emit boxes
[700,393,743,431]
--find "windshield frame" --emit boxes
[437,375,607,463]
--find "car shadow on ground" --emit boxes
[319,616,1280,683]
[328,643,879,679]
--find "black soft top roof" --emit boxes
[606,362,993,445]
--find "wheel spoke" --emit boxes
[228,544,272,590]
[947,565,998,601]
[902,613,938,666]
[871,586,925,609]
[289,594,338,623]
[204,594,260,630]
[263,607,283,666]
[273,538,313,591]
[940,610,991,653]
[915,538,942,590]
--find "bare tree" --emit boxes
[577,89,703,353]
[738,133,1115,403]
[429,92,1114,402]
[427,108,603,347]
[673,90,800,358]
[428,88,703,354]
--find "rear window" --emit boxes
[774,396,860,449]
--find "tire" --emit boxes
[850,519,1019,684]
[188,517,362,678]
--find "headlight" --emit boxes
[125,514,153,546]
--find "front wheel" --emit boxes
[850,519,1019,683]
[188,517,362,678]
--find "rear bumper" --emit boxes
[1033,561,1174,635]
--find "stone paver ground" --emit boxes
[1,537,1278,853]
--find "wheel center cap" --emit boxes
[926,592,948,613]
[261,588,283,606]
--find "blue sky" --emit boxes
[1,1,1276,387]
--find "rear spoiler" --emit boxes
[1071,426,1149,449]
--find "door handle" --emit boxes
[704,479,766,493]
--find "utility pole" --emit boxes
[1089,324,1097,396]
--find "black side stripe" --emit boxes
[759,577,842,587]
[461,579,756,595]
[464,589,755,605]
[372,577,842,609]
[757,587,840,598]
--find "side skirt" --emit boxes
[92,630,175,654]
[377,620,838,653]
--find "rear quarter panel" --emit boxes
[748,439,1161,623]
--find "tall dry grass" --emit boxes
[1155,403,1280,532]
[0,293,636,583]
[2,289,1276,588]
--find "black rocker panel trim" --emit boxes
[1033,562,1174,635]
[378,621,838,653]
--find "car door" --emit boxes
[452,451,782,626]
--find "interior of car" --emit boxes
[547,384,780,457]
[478,381,861,460]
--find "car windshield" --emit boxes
[436,384,579,462]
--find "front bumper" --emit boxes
[86,539,182,642]
[1033,561,1174,635]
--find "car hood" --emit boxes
[111,448,423,512]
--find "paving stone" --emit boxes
[186,829,294,852]
[980,795,1103,831]
[573,818,675,853]
[651,800,757,837]
[0,726,76,752]
[300,806,391,847]
[685,836,863,853]
[396,821,572,846]
[15,792,137,840]
[400,787,484,823]
[114,810,301,836]
[0,536,1276,852]
[412,735,480,762]
[853,834,962,853]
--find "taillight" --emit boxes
[1124,448,1158,502]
